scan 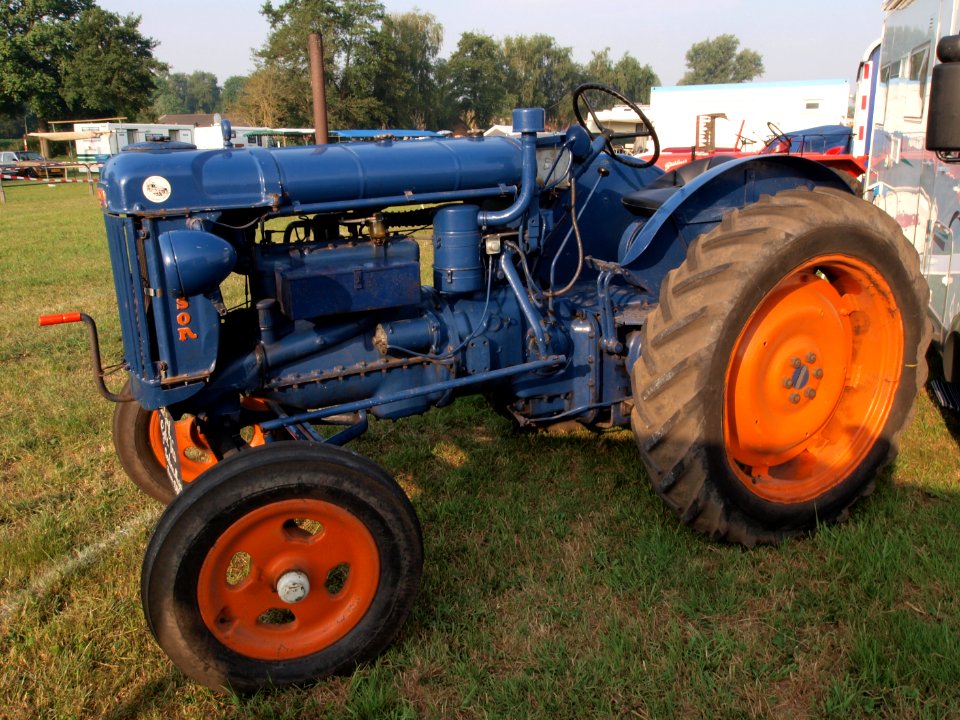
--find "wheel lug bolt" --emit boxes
[789,393,801,404]
[807,353,817,363]
[814,368,823,379]
[805,388,817,399]
[782,378,794,388]
[791,357,802,369]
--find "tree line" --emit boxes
[0,0,763,137]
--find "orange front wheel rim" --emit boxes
[148,413,218,482]
[148,402,268,484]
[724,254,903,503]
[197,499,380,660]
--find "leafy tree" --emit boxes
[185,71,220,113]
[502,34,579,127]
[584,48,660,104]
[373,11,443,129]
[152,71,221,116]
[62,7,163,119]
[0,113,28,138]
[678,34,764,85]
[444,32,508,129]
[1,1,162,125]
[0,0,92,120]
[257,0,386,128]
[152,72,188,116]
[221,75,247,113]
[231,66,286,127]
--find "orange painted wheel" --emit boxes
[724,255,904,503]
[113,388,271,504]
[146,406,267,478]
[197,498,380,660]
[631,187,929,545]
[147,412,219,482]
[141,443,423,692]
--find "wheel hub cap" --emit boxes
[723,254,904,503]
[276,570,310,604]
[728,273,849,467]
[196,498,380,660]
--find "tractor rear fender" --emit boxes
[617,155,853,297]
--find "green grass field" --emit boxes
[2,183,960,719]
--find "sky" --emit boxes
[97,0,886,88]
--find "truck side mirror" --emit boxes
[927,35,960,153]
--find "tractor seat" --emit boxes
[621,155,737,216]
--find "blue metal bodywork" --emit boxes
[97,108,851,447]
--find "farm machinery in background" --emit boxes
[41,70,929,690]
[648,119,869,184]
[585,78,868,178]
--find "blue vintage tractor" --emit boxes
[42,84,929,691]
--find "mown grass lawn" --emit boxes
[1,183,960,719]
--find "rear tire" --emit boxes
[141,442,423,692]
[631,187,930,545]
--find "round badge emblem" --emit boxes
[142,175,172,203]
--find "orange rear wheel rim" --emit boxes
[724,254,903,503]
[196,499,380,660]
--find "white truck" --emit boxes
[192,121,274,150]
[868,0,960,405]
[73,122,195,163]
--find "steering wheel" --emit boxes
[765,121,792,153]
[572,82,660,169]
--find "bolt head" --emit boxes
[782,378,794,388]
[806,353,817,363]
[814,368,824,379]
[789,393,801,404]
[791,357,802,369]
[805,388,817,399]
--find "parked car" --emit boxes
[0,150,52,178]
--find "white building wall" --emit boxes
[647,79,851,151]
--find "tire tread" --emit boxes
[631,187,930,545]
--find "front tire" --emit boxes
[141,442,423,692]
[112,387,269,504]
[112,398,216,503]
[631,187,930,545]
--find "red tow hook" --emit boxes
[37,312,133,402]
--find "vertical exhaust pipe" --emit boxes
[309,32,329,145]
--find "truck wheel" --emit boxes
[631,187,930,545]
[141,442,423,692]
[112,389,268,504]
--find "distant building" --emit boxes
[157,113,217,126]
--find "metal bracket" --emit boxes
[586,256,625,354]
